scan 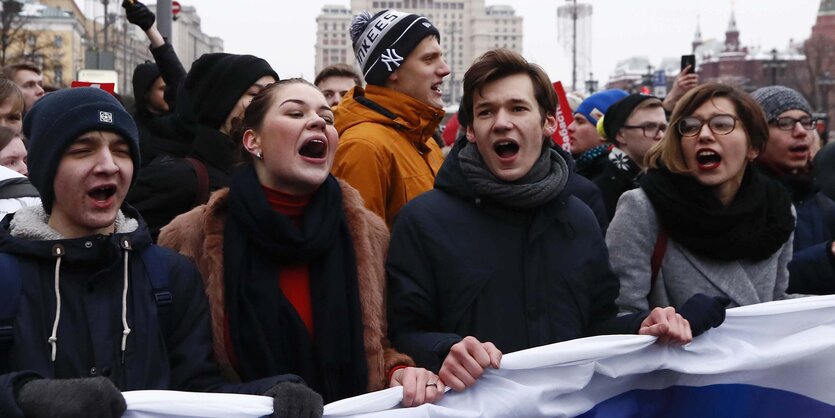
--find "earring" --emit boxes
[256,150,263,160]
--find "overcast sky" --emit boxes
[116,1,825,87]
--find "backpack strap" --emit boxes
[0,252,21,371]
[186,157,210,206]
[650,228,668,292]
[140,245,173,337]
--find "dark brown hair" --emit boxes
[314,63,362,88]
[230,78,318,165]
[645,83,768,173]
[459,48,556,128]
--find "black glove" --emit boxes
[16,376,126,418]
[678,293,731,337]
[122,0,156,31]
[265,381,323,418]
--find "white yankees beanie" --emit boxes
[349,9,440,86]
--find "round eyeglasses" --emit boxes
[677,114,737,137]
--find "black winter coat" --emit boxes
[386,142,646,372]
[0,205,295,417]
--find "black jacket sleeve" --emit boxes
[149,41,186,109]
[386,207,463,373]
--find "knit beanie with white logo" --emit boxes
[23,87,139,213]
[349,9,440,86]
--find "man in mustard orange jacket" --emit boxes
[332,9,449,228]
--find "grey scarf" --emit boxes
[458,142,568,208]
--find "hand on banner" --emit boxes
[390,366,445,407]
[16,377,127,418]
[638,306,693,345]
[264,381,323,418]
[439,336,502,392]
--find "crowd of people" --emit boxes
[0,2,831,417]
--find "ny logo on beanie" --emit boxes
[380,48,404,71]
[99,111,113,124]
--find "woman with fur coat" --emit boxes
[158,79,443,406]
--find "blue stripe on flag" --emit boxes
[578,384,835,418]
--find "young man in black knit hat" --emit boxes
[593,93,666,220]
[0,87,322,418]
[332,9,450,228]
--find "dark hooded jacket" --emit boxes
[0,205,296,417]
[386,140,645,371]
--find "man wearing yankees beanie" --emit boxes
[332,9,450,228]
[0,88,323,418]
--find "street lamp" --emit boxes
[762,48,786,86]
[585,71,598,94]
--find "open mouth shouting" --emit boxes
[696,149,721,170]
[88,184,117,207]
[494,140,520,162]
[298,137,328,163]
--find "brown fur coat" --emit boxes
[158,180,413,392]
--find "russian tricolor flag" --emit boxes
[124,295,835,418]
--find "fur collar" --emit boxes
[10,204,139,240]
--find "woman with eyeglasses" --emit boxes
[606,83,795,330]
[752,86,835,295]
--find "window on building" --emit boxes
[53,65,63,86]
[53,35,62,48]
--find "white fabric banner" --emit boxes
[124,295,835,418]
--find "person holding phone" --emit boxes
[662,55,700,114]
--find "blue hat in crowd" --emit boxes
[575,89,629,127]
[23,87,140,213]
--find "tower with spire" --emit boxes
[724,6,740,52]
[812,0,835,39]
[692,16,703,53]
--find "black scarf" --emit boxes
[458,142,568,209]
[223,166,368,402]
[640,165,794,261]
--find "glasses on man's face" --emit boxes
[621,122,668,138]
[677,114,737,137]
[770,116,817,131]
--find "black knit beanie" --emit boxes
[23,87,140,213]
[132,61,161,108]
[184,53,278,130]
[601,93,659,143]
[350,9,440,86]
